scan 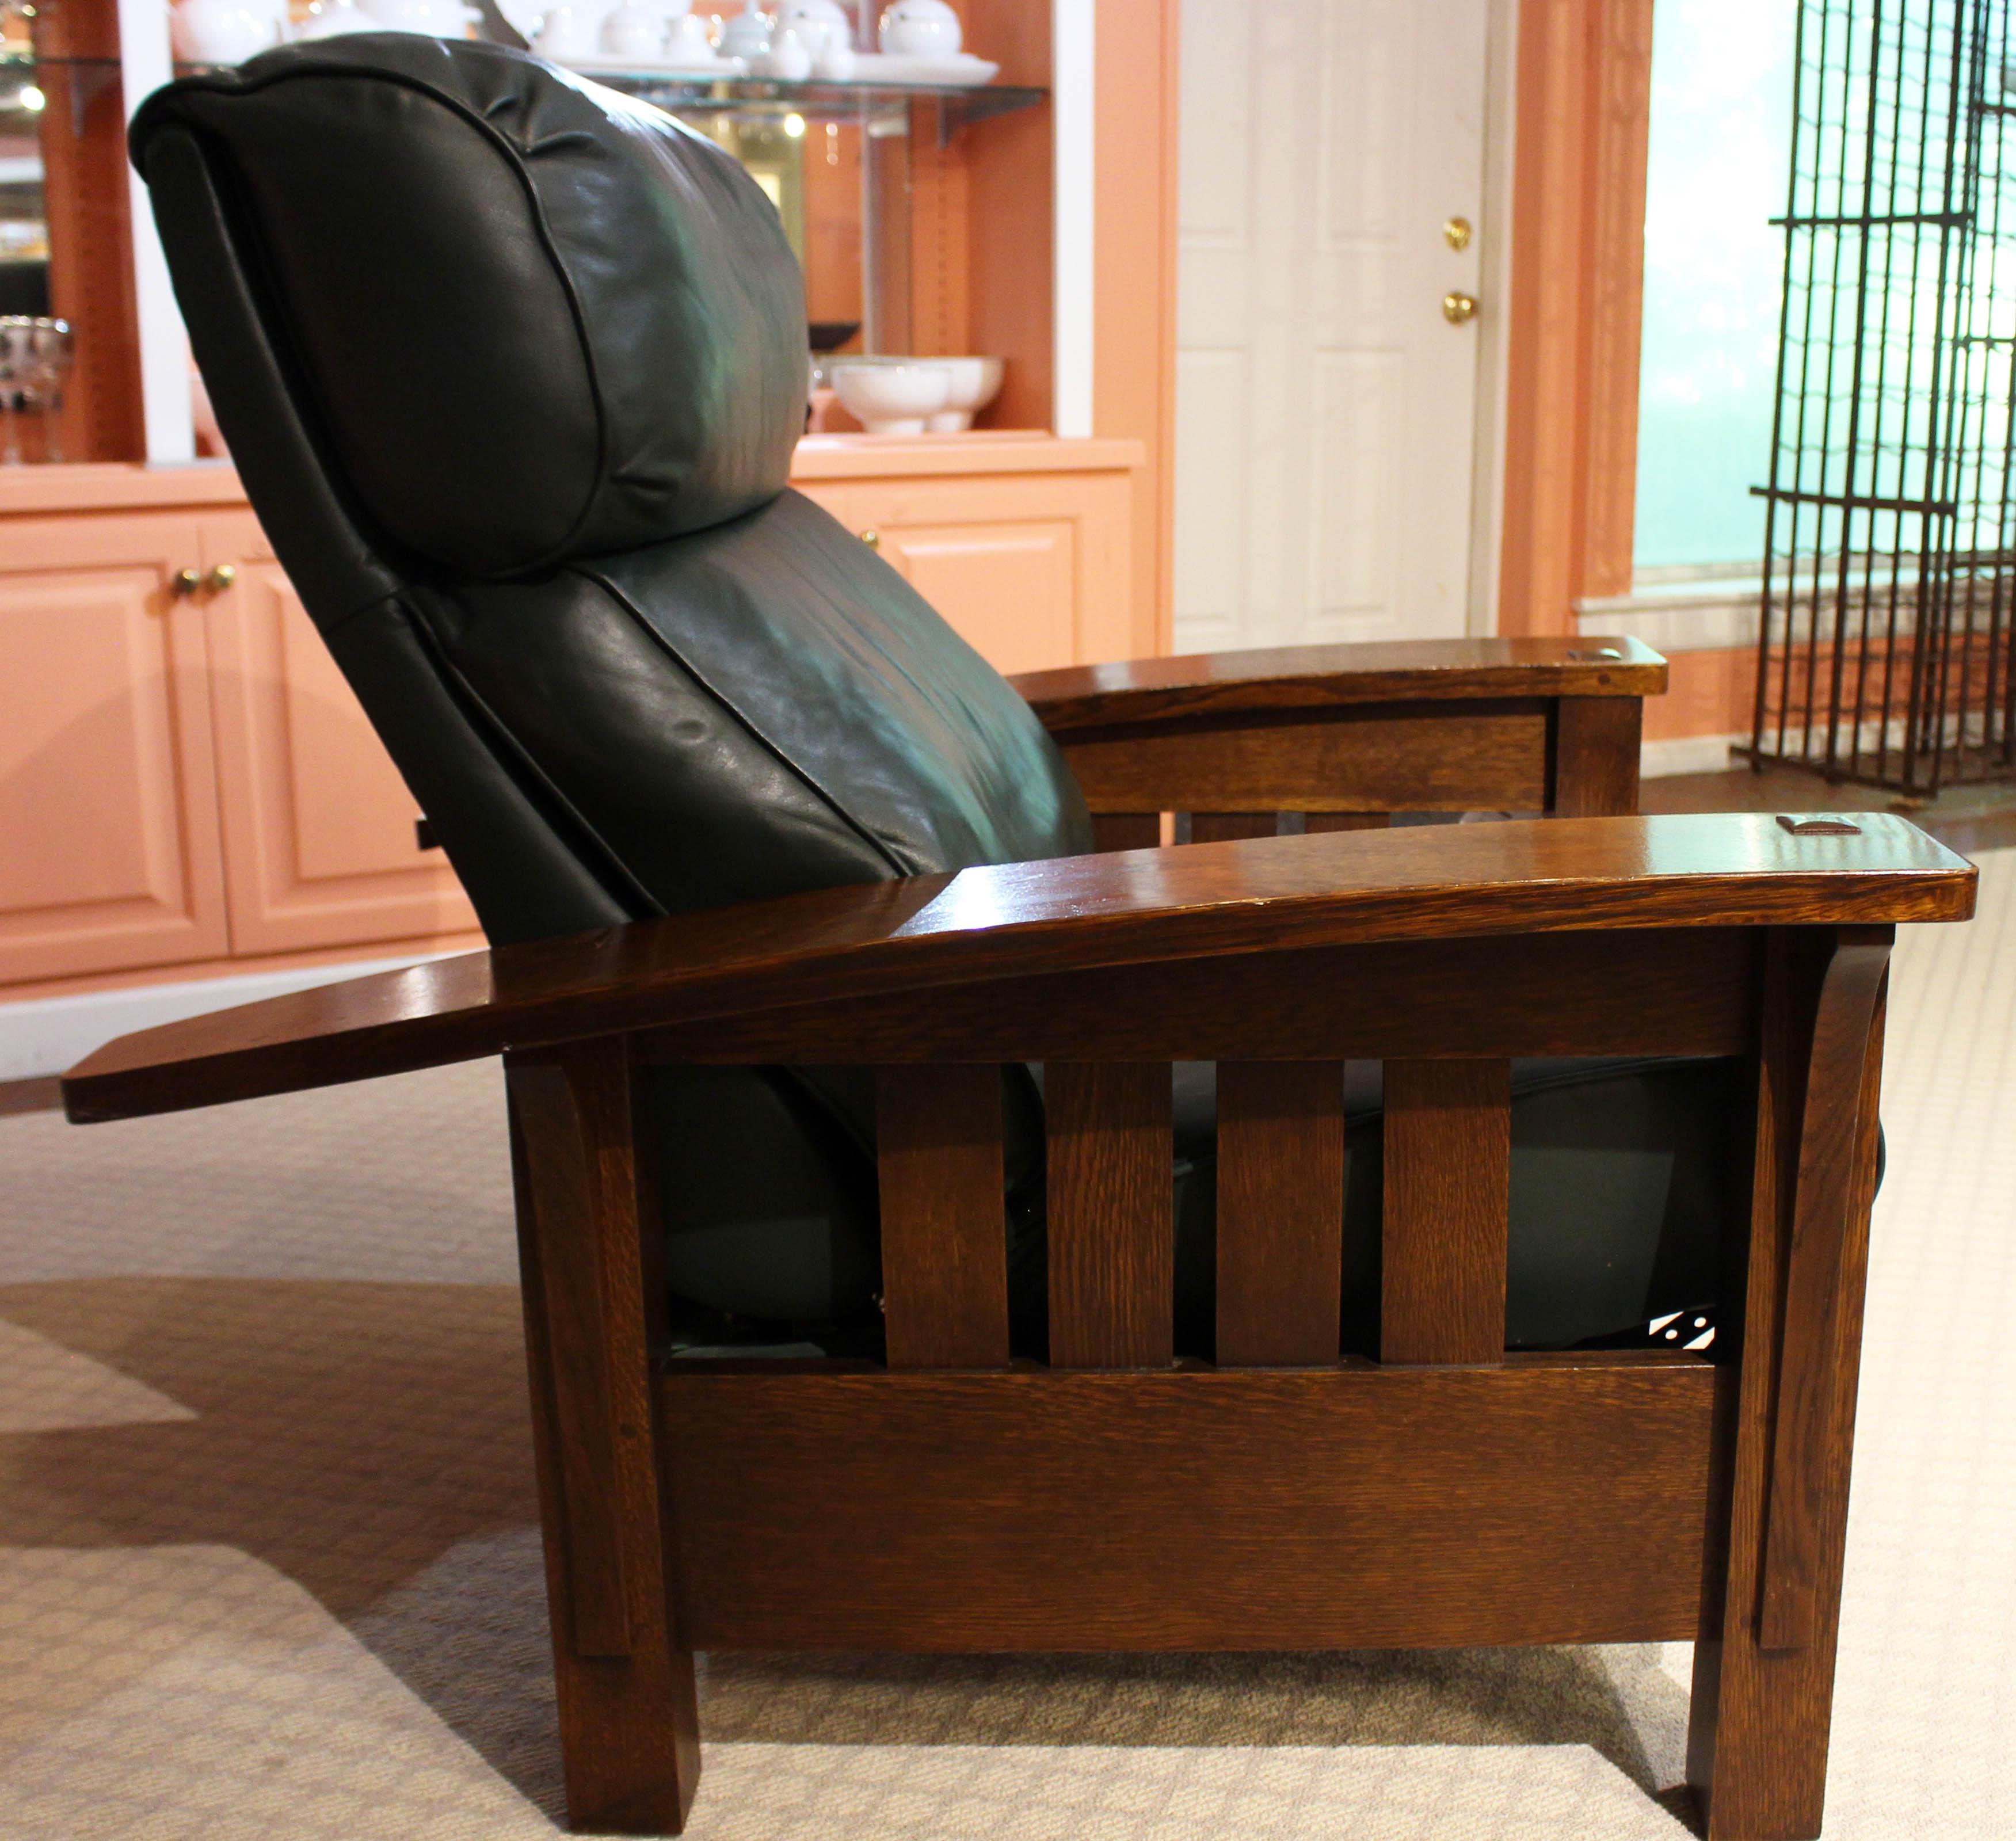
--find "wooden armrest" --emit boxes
[63,813,1971,1124]
[1008,636,1667,735]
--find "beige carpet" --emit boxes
[2,855,2011,1839]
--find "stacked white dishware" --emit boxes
[827,354,1003,434]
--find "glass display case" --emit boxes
[0,1,1065,460]
[574,72,1042,372]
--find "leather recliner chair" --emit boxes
[96,40,1972,1841]
[129,33,1735,1364]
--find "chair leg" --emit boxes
[1688,927,1891,1839]
[508,1043,699,1836]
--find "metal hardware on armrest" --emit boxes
[1778,815,1863,836]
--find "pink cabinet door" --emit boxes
[795,471,1134,674]
[200,514,479,955]
[0,515,230,986]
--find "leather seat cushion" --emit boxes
[425,490,1094,910]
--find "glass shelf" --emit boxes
[585,74,1046,146]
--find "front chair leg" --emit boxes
[1689,926,1892,1839]
[508,1040,699,1835]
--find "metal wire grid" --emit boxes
[1748,0,2016,791]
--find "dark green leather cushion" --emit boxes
[138,36,807,576]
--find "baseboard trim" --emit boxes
[1642,734,1743,779]
[0,951,465,1084]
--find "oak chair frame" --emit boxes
[62,636,1977,1841]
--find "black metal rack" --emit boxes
[1747,0,2016,792]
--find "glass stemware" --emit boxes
[0,317,74,463]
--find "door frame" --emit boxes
[1493,0,1657,638]
[1134,0,1655,651]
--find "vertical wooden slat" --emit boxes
[1553,696,1643,815]
[1307,812,1392,832]
[876,1064,1010,1369]
[1047,1062,1173,1368]
[1381,1059,1511,1365]
[1190,812,1280,843]
[1689,926,1892,1840]
[1215,1061,1346,1366]
[1091,811,1163,852]
[507,1040,699,1834]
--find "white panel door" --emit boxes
[1174,0,1491,651]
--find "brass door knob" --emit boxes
[206,563,238,593]
[1442,291,1479,325]
[859,529,881,550]
[170,567,202,597]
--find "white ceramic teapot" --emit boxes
[170,0,285,64]
[294,0,378,37]
[878,0,958,57]
[664,9,716,60]
[533,1,607,57]
[600,0,664,56]
[717,2,772,59]
[760,24,812,75]
[359,0,481,32]
[775,0,847,56]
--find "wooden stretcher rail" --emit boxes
[62,814,1974,1123]
[658,1356,1721,1652]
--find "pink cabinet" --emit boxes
[0,514,230,986]
[200,514,477,955]
[0,441,1140,1001]
[0,494,479,998]
[793,446,1141,675]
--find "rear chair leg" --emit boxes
[1689,927,1891,1840]
[508,1041,698,1836]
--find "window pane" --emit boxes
[1634,0,1796,570]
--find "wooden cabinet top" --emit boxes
[0,436,1146,521]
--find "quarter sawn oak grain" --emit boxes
[1008,635,1668,731]
[63,814,1975,1122]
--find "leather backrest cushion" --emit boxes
[416,489,1095,908]
[130,35,805,577]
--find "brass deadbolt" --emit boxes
[1443,215,1473,251]
[206,563,238,593]
[860,529,881,550]
[1442,291,1480,325]
[170,567,202,597]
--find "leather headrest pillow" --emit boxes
[130,35,807,578]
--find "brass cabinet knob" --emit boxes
[170,567,202,597]
[859,529,881,550]
[1442,215,1473,251]
[205,563,238,593]
[1442,291,1479,325]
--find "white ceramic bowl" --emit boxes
[925,355,1003,431]
[830,360,952,434]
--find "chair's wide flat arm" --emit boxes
[63,813,1972,1124]
[1008,636,1668,734]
